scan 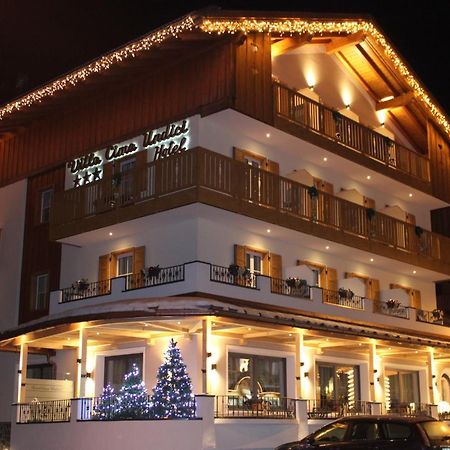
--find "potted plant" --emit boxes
[147,265,161,278]
[366,207,376,221]
[308,186,319,199]
[112,172,122,188]
[286,277,307,289]
[432,309,443,321]
[415,225,424,238]
[241,267,252,280]
[228,264,240,277]
[386,298,400,309]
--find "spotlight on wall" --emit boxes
[207,352,212,358]
[304,372,309,378]
[211,364,217,371]
[308,85,315,91]
[300,362,305,367]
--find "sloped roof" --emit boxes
[0,10,448,140]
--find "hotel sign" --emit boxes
[66,119,191,188]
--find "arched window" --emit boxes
[441,374,450,402]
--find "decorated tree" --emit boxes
[93,384,117,420]
[115,364,150,419]
[150,339,195,419]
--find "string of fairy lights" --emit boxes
[0,15,196,121]
[200,17,450,137]
[0,14,448,139]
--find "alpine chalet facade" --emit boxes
[1,10,450,450]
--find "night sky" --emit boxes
[1,0,449,114]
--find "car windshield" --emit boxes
[420,421,450,442]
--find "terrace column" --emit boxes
[368,340,377,401]
[75,327,88,398]
[202,318,212,394]
[17,342,28,403]
[295,329,305,398]
[427,347,436,404]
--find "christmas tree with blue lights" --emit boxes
[150,339,195,419]
[115,364,150,419]
[93,384,117,420]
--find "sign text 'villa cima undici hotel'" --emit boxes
[66,119,191,188]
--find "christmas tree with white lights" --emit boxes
[150,339,195,418]
[93,384,117,420]
[115,364,150,419]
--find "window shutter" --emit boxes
[269,253,282,279]
[234,244,246,267]
[367,278,380,301]
[262,253,270,275]
[321,267,337,291]
[266,160,280,175]
[406,213,416,225]
[133,246,146,274]
[110,253,118,278]
[98,254,110,281]
[233,148,246,163]
[410,289,422,309]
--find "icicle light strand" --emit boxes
[0,15,196,121]
[201,18,450,137]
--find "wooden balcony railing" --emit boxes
[51,148,450,270]
[274,82,430,183]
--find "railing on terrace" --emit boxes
[52,148,450,267]
[126,264,185,291]
[416,308,444,326]
[210,264,258,289]
[16,400,71,424]
[215,395,296,419]
[271,277,311,299]
[78,396,196,421]
[307,400,371,419]
[375,300,410,319]
[384,402,433,417]
[61,279,111,303]
[322,289,365,310]
[274,82,430,183]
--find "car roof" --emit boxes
[336,415,435,424]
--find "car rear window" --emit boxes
[420,421,450,441]
[383,422,413,439]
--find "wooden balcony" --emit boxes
[273,83,431,188]
[51,148,450,274]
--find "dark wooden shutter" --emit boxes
[234,244,246,267]
[266,160,280,175]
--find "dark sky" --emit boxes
[1,0,449,114]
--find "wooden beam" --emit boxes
[326,31,366,54]
[271,35,311,57]
[376,91,414,111]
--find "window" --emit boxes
[350,421,381,441]
[312,421,349,443]
[382,422,413,440]
[27,363,55,380]
[117,253,133,288]
[104,353,143,392]
[385,369,420,408]
[316,363,360,407]
[228,353,286,400]
[246,251,263,275]
[442,374,450,402]
[34,273,49,310]
[40,189,53,223]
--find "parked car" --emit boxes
[275,415,450,449]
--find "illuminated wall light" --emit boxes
[380,95,394,102]
[409,193,413,198]
[266,132,271,138]
[323,157,327,162]
[345,104,351,110]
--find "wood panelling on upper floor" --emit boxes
[0,41,235,188]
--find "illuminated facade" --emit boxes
[1,10,450,450]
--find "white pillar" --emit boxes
[17,342,28,403]
[369,340,376,401]
[75,327,88,398]
[295,330,305,398]
[427,347,436,405]
[202,318,212,394]
[295,399,309,440]
[195,394,216,449]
